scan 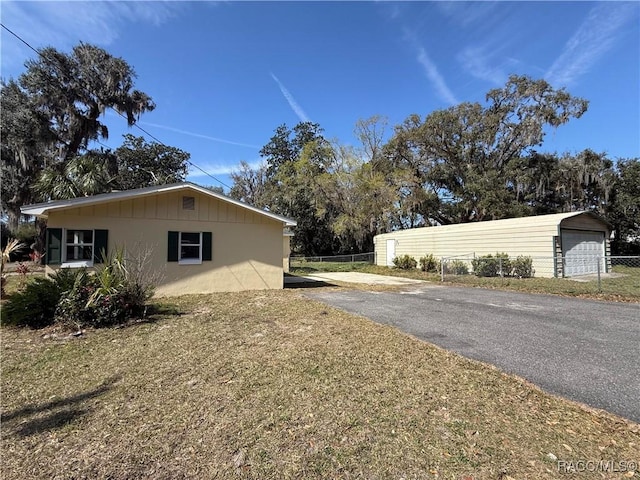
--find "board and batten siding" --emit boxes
[374,212,611,278]
[45,190,286,295]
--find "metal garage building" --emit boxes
[374,211,612,278]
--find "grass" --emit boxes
[291,262,640,302]
[2,290,639,479]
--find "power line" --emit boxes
[1,22,232,190]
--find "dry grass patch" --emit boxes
[2,290,638,479]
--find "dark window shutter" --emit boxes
[93,229,108,264]
[202,232,212,261]
[167,231,179,262]
[46,228,62,265]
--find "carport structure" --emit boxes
[374,211,613,277]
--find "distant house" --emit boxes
[374,212,612,277]
[21,182,296,295]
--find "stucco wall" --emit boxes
[374,213,610,278]
[45,190,286,295]
[283,235,292,273]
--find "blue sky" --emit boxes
[1,1,639,191]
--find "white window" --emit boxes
[179,232,202,264]
[63,229,94,267]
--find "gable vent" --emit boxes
[182,196,195,210]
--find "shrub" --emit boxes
[13,223,38,249]
[15,262,30,290]
[471,253,514,277]
[512,255,534,278]
[2,268,89,328]
[495,252,512,277]
[2,277,60,328]
[4,244,158,330]
[447,259,469,275]
[56,247,154,329]
[471,255,499,277]
[419,254,440,273]
[393,254,417,270]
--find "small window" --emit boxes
[65,229,94,263]
[182,196,195,210]
[179,232,202,264]
[168,231,211,263]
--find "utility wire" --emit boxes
[1,22,232,190]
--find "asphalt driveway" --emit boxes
[306,284,640,423]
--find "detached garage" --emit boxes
[374,211,612,278]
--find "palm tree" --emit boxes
[35,151,115,200]
[1,43,155,230]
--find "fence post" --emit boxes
[441,257,445,282]
[597,256,602,293]
[499,257,503,278]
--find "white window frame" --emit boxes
[62,229,94,268]
[178,231,202,265]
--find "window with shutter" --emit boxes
[168,231,212,264]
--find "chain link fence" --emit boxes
[290,252,375,269]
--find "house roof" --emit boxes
[21,182,297,227]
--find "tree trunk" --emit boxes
[6,209,21,234]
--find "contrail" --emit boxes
[270,72,311,122]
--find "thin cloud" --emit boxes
[191,159,263,176]
[139,122,260,149]
[416,47,459,106]
[546,3,638,86]
[435,2,501,28]
[457,46,522,86]
[270,72,311,122]
[458,47,505,85]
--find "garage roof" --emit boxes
[376,211,612,237]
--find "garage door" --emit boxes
[562,230,605,276]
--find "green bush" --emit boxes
[471,255,499,277]
[393,254,417,270]
[4,245,157,330]
[1,277,59,328]
[419,254,440,273]
[495,252,512,277]
[2,269,87,328]
[512,255,534,278]
[56,247,153,329]
[471,253,515,277]
[447,259,469,275]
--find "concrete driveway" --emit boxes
[306,283,640,423]
[285,272,425,286]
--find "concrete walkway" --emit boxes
[285,272,426,286]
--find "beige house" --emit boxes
[21,183,296,295]
[374,212,612,277]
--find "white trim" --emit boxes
[61,260,93,268]
[178,258,202,265]
[63,229,94,266]
[178,231,203,265]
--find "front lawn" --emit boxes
[2,290,638,479]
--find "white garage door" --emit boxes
[562,230,605,276]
